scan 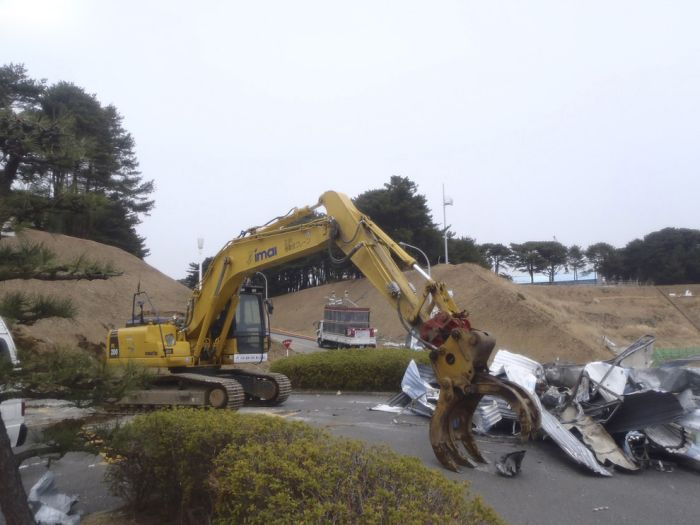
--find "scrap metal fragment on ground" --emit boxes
[373,334,700,477]
[28,471,80,525]
[495,450,526,477]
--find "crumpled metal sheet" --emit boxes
[490,349,543,377]
[604,390,685,434]
[401,360,438,401]
[539,403,612,476]
[645,423,689,452]
[371,361,438,416]
[544,363,585,390]
[28,471,80,525]
[500,362,612,476]
[628,367,700,394]
[645,423,700,470]
[560,405,638,471]
[678,409,700,443]
[473,397,504,433]
[473,396,521,434]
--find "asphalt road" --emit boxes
[270,329,321,353]
[12,394,699,525]
[252,393,699,525]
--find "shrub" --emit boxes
[0,240,56,279]
[0,291,76,324]
[0,240,119,280]
[270,347,430,391]
[106,408,503,525]
[16,345,147,405]
[211,437,503,525]
[105,409,325,517]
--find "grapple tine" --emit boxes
[430,384,479,471]
[426,326,542,471]
[452,393,487,463]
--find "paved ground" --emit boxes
[270,329,320,353]
[11,394,699,525]
[252,393,699,525]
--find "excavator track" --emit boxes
[114,372,245,411]
[224,370,292,406]
[174,373,246,410]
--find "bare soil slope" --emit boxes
[270,264,700,364]
[3,230,699,365]
[0,230,191,349]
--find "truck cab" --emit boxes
[0,317,27,447]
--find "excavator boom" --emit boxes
[107,190,541,471]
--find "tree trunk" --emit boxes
[0,154,21,198]
[0,415,36,525]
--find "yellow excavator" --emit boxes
[107,190,540,471]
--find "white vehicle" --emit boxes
[0,316,27,447]
[316,296,377,348]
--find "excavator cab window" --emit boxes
[231,288,266,354]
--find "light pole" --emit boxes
[197,237,204,288]
[442,184,453,264]
[399,241,431,277]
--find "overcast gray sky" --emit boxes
[2,0,699,279]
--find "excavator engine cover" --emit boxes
[427,327,541,471]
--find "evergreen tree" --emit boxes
[567,245,587,281]
[585,242,618,281]
[535,241,568,283]
[619,228,700,284]
[0,64,153,257]
[354,176,442,264]
[509,242,547,283]
[481,243,511,275]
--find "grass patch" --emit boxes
[270,347,430,391]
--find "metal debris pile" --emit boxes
[373,335,700,476]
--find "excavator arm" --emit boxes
[184,190,541,471]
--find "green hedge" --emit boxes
[106,409,324,515]
[212,436,502,525]
[269,347,430,391]
[106,408,503,525]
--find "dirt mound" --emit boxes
[0,230,191,349]
[3,230,699,365]
[270,263,700,364]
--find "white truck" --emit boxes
[0,316,27,447]
[316,295,377,348]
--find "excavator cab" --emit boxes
[230,284,271,362]
[211,284,271,364]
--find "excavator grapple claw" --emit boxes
[427,329,542,472]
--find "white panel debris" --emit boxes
[584,362,629,401]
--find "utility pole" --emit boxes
[442,184,453,264]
